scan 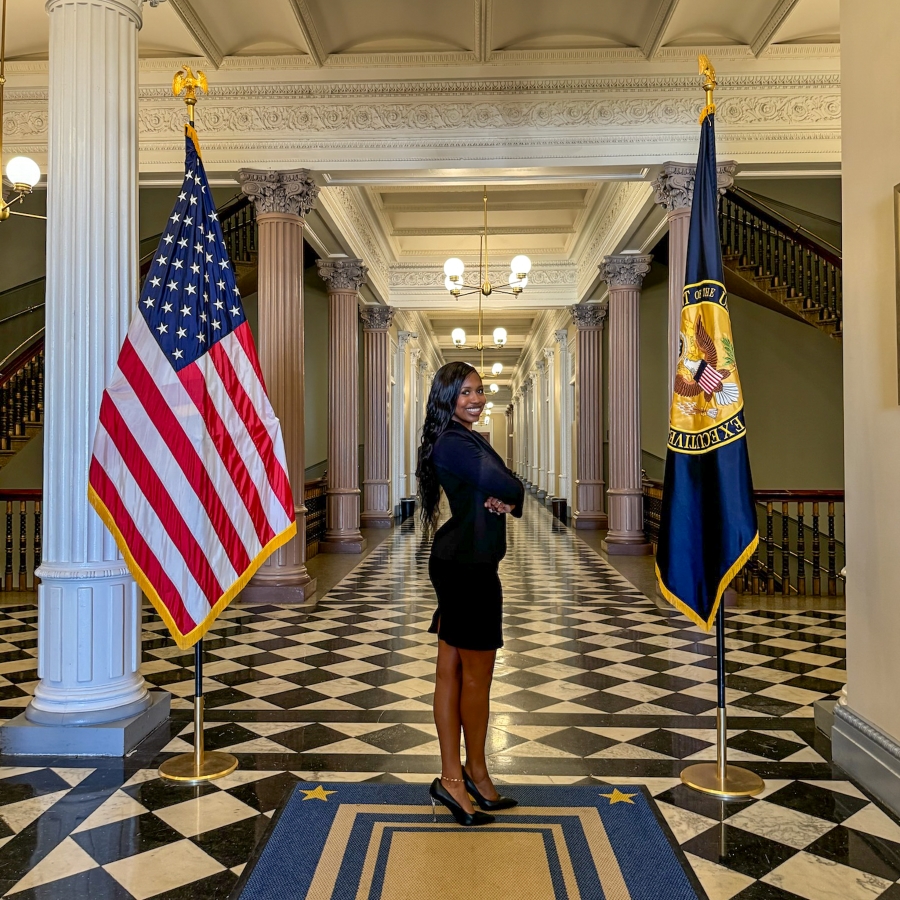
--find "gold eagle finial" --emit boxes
[172,66,208,124]
[698,54,716,124]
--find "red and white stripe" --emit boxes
[89,316,295,643]
[697,362,724,395]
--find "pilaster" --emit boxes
[555,329,572,504]
[570,303,608,530]
[543,346,557,501]
[238,167,319,603]
[360,306,396,528]
[317,258,368,553]
[600,254,653,554]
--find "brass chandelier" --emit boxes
[0,0,44,223]
[444,187,529,398]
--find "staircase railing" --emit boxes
[305,475,327,559]
[0,489,41,592]
[642,479,844,598]
[0,331,44,456]
[719,187,842,335]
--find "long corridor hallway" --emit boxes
[1,498,898,899]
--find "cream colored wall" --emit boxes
[840,0,900,744]
[640,266,845,489]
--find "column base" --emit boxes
[536,489,548,500]
[319,536,368,554]
[241,577,318,607]
[573,513,609,530]
[602,539,653,556]
[0,691,170,757]
[360,513,394,528]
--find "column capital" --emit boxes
[554,328,569,346]
[398,330,418,348]
[569,302,608,331]
[409,346,422,363]
[542,346,555,361]
[536,360,547,374]
[238,168,319,217]
[317,258,368,293]
[652,160,738,212]
[600,254,653,290]
[360,305,395,331]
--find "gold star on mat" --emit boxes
[300,785,336,802]
[599,789,636,805]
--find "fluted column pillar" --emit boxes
[543,347,557,500]
[535,360,547,498]
[2,0,170,755]
[318,259,367,553]
[238,168,319,604]
[392,331,415,511]
[653,161,737,398]
[360,306,396,528]
[506,403,514,469]
[555,329,571,504]
[571,304,608,530]
[600,255,653,554]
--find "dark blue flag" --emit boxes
[655,113,758,631]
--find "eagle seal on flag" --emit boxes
[88,124,297,649]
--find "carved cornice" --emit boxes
[570,303,608,331]
[360,305,396,331]
[317,258,368,293]
[600,254,653,289]
[238,168,318,217]
[388,262,575,289]
[652,160,738,212]
[323,186,390,283]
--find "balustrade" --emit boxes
[642,481,844,598]
[719,188,842,337]
[304,475,328,559]
[0,489,42,592]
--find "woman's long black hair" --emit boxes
[416,361,478,533]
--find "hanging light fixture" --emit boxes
[0,0,45,223]
[489,383,499,394]
[491,362,503,376]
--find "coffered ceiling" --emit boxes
[6,0,839,65]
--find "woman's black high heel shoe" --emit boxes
[430,777,494,826]
[463,769,518,811]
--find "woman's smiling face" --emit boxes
[452,371,485,428]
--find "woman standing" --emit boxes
[416,361,525,827]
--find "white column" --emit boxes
[8,0,168,748]
[535,361,547,496]
[407,346,422,497]
[544,347,557,499]
[555,330,571,504]
[392,332,413,507]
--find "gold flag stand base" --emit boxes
[682,612,765,801]
[159,641,238,785]
[681,761,765,800]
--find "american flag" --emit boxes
[88,125,296,649]
[696,358,724,395]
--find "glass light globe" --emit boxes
[444,276,460,293]
[451,327,466,346]
[491,362,503,376]
[443,258,465,279]
[492,327,507,346]
[489,383,499,394]
[510,254,532,276]
[486,401,494,409]
[6,156,40,190]
[508,273,528,290]
[484,415,491,424]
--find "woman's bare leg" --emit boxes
[458,647,500,801]
[433,639,475,812]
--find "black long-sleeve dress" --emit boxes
[427,421,525,650]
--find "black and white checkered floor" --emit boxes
[0,498,898,899]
